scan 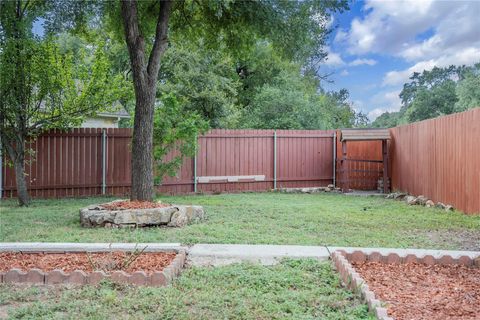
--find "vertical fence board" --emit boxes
[3,110,478,214]
[390,108,480,214]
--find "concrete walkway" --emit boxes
[2,243,479,266]
[188,244,330,266]
[188,244,480,266]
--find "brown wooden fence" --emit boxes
[389,108,480,214]
[2,108,479,214]
[335,137,385,191]
[1,129,336,198]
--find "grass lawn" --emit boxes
[1,192,479,249]
[0,259,373,320]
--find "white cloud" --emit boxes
[340,69,349,76]
[337,0,480,86]
[324,47,345,66]
[349,58,377,66]
[367,107,399,121]
[366,89,402,120]
[383,47,480,86]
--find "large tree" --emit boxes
[114,0,347,201]
[0,0,125,206]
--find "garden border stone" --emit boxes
[79,201,206,228]
[331,249,480,320]
[0,243,187,287]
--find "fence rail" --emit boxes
[1,129,336,198]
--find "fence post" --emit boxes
[273,130,277,190]
[333,132,336,188]
[193,134,198,193]
[102,129,107,195]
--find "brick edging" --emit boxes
[332,251,393,320]
[332,250,480,320]
[0,250,187,287]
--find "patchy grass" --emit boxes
[1,193,479,249]
[0,259,373,320]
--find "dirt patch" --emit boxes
[0,252,176,275]
[352,261,480,320]
[100,200,171,210]
[421,229,480,251]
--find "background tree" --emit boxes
[0,0,127,206]
[153,94,208,183]
[109,0,348,201]
[455,63,480,111]
[373,64,480,127]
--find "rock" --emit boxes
[301,188,310,193]
[324,187,331,192]
[416,195,428,206]
[425,200,435,208]
[327,184,334,189]
[394,193,407,200]
[385,193,396,199]
[168,205,205,227]
[444,205,454,212]
[113,207,177,226]
[435,202,446,209]
[405,196,418,205]
[80,201,206,228]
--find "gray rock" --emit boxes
[113,207,177,226]
[79,201,206,228]
[405,196,418,205]
[324,187,331,192]
[327,184,335,189]
[168,205,205,227]
[435,202,446,209]
[444,205,454,212]
[393,192,407,200]
[416,195,428,206]
[425,200,435,208]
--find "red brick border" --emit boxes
[332,250,479,320]
[0,250,186,287]
[332,251,393,320]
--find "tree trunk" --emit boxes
[4,140,30,206]
[121,0,172,202]
[13,155,29,206]
[130,84,156,201]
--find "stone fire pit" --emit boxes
[80,200,205,228]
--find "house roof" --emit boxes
[96,106,130,119]
[340,128,390,141]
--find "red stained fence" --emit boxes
[335,137,385,191]
[2,108,479,214]
[1,129,336,198]
[390,108,480,214]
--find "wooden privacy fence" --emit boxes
[2,108,479,214]
[1,129,336,198]
[389,108,480,214]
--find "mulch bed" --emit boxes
[0,252,176,275]
[352,261,480,320]
[100,200,171,210]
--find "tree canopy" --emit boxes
[372,64,480,128]
[2,0,368,204]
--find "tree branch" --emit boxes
[120,0,147,82]
[147,0,172,80]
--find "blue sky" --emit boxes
[322,0,480,120]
